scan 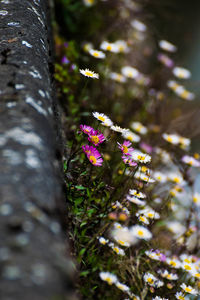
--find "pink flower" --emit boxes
[88,129,105,146]
[80,124,93,135]
[118,140,134,156]
[122,155,137,167]
[82,145,103,166]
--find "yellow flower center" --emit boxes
[127,71,133,77]
[127,135,133,141]
[147,213,154,218]
[174,177,180,183]
[93,52,99,57]
[137,230,144,236]
[184,265,191,271]
[185,287,192,292]
[178,296,185,300]
[113,247,119,254]
[193,197,198,203]
[106,45,112,51]
[181,90,189,99]
[89,155,97,165]
[138,155,145,161]
[85,71,93,77]
[90,135,99,144]
[147,278,154,284]
[139,216,146,222]
[122,145,129,153]
[106,277,113,285]
[166,136,173,142]
[118,240,125,245]
[170,261,176,267]
[98,116,105,122]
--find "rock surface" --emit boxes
[0,0,77,299]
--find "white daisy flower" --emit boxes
[143,272,163,288]
[100,41,119,53]
[179,136,191,148]
[109,243,125,256]
[193,192,200,206]
[111,125,128,133]
[167,173,185,185]
[129,189,146,198]
[109,72,127,83]
[178,89,195,101]
[138,207,160,220]
[111,226,137,246]
[83,42,93,52]
[130,225,152,240]
[145,250,165,261]
[182,155,200,167]
[175,292,186,300]
[126,195,146,206]
[159,40,177,52]
[167,222,185,238]
[131,121,148,135]
[115,281,130,292]
[89,49,106,59]
[180,283,198,295]
[99,271,117,285]
[173,67,191,79]
[122,130,141,142]
[92,112,111,124]
[181,262,196,274]
[80,68,99,79]
[153,171,167,182]
[166,257,182,269]
[162,133,180,145]
[131,20,147,32]
[114,40,129,53]
[134,171,155,183]
[158,269,178,280]
[131,150,151,163]
[98,237,109,245]
[137,214,150,225]
[121,66,139,79]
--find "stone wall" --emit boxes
[0,0,77,299]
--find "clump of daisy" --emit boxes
[89,49,106,59]
[167,80,195,101]
[162,133,190,148]
[80,68,99,79]
[99,271,117,285]
[82,145,103,166]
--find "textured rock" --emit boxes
[0,0,77,299]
